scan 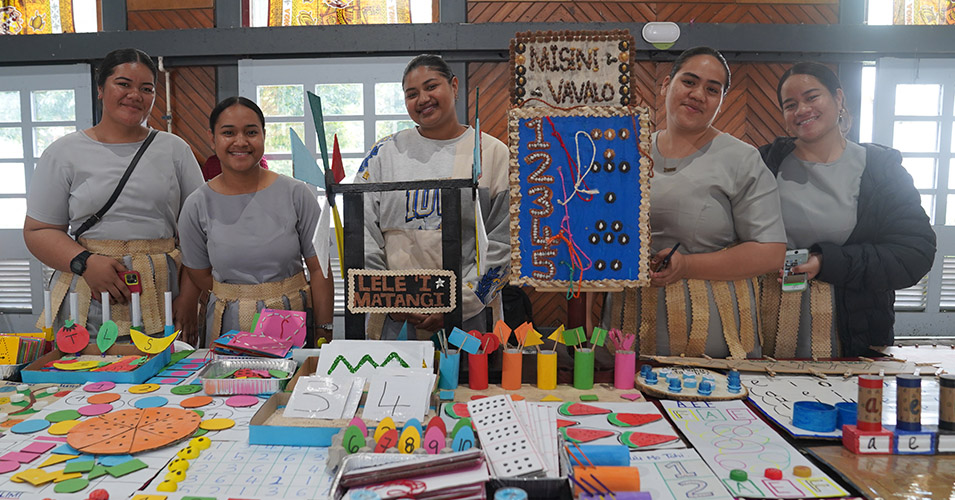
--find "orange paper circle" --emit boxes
[129,384,160,394]
[67,408,201,455]
[179,396,213,409]
[48,419,81,435]
[88,393,121,405]
[199,418,234,431]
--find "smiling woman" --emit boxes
[604,46,787,359]
[23,48,204,343]
[356,54,511,340]
[177,97,335,346]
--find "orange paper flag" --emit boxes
[514,322,533,346]
[493,320,512,347]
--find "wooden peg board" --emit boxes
[635,366,747,401]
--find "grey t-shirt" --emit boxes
[777,141,865,249]
[27,130,203,239]
[178,174,320,284]
[650,132,787,253]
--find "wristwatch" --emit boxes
[69,250,92,276]
[317,322,334,331]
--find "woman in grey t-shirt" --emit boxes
[606,47,786,358]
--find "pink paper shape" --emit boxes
[34,436,69,442]
[620,393,643,401]
[0,461,18,473]
[21,442,57,454]
[78,404,113,416]
[221,332,293,358]
[225,395,259,408]
[0,452,39,464]
[253,308,308,348]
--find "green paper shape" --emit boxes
[590,327,608,347]
[192,409,205,418]
[45,409,81,423]
[249,312,260,333]
[88,463,109,480]
[106,458,148,478]
[268,369,289,379]
[562,327,585,346]
[342,425,366,454]
[290,128,326,189]
[53,477,89,494]
[579,394,599,401]
[306,91,331,174]
[64,460,95,473]
[182,497,218,500]
[96,320,119,353]
[193,428,208,437]
[449,417,472,440]
[171,385,202,395]
[168,349,195,365]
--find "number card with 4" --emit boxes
[362,374,435,424]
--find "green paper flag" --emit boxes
[562,327,585,347]
[590,327,608,347]
[306,91,331,174]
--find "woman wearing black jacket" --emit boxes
[758,62,935,357]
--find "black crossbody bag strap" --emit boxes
[72,129,159,240]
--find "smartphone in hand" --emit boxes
[782,249,809,292]
[119,270,142,293]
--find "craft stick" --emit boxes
[131,292,141,329]
[763,355,777,362]
[578,476,602,495]
[807,367,828,380]
[859,356,875,363]
[573,442,596,468]
[591,475,616,497]
[68,292,78,322]
[569,475,596,497]
[101,291,111,323]
[565,445,585,467]
[502,348,522,390]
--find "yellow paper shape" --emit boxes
[374,417,396,443]
[0,336,19,364]
[39,454,79,468]
[548,324,566,345]
[130,328,179,354]
[523,327,544,347]
[541,395,563,402]
[129,384,160,394]
[53,360,100,371]
[199,418,235,431]
[13,468,55,486]
[493,320,512,347]
[132,495,169,500]
[51,470,83,483]
[48,420,81,435]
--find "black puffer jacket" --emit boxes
[759,138,937,356]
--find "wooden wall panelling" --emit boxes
[128,6,215,163]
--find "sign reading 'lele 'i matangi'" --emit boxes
[347,269,457,314]
[510,30,637,108]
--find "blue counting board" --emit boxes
[509,106,651,287]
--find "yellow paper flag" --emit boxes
[523,327,544,347]
[547,324,566,345]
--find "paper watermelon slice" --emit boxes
[559,402,611,417]
[556,419,579,429]
[444,403,470,419]
[607,413,662,427]
[619,431,680,449]
[562,427,616,444]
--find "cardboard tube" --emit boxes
[574,348,595,390]
[438,350,460,390]
[570,445,630,466]
[573,465,640,495]
[468,352,489,390]
[896,374,921,431]
[614,350,636,390]
[537,350,557,390]
[940,374,955,431]
[857,375,883,431]
[502,349,522,390]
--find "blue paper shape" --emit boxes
[438,390,455,400]
[290,127,325,189]
[134,396,169,409]
[402,418,423,439]
[53,443,81,455]
[451,425,475,451]
[397,321,410,341]
[447,327,481,355]
[98,454,134,467]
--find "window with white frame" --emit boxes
[238,57,414,314]
[872,58,954,336]
[0,65,92,327]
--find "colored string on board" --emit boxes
[516,97,590,113]
[545,166,594,298]
[546,116,594,203]
[560,261,576,300]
